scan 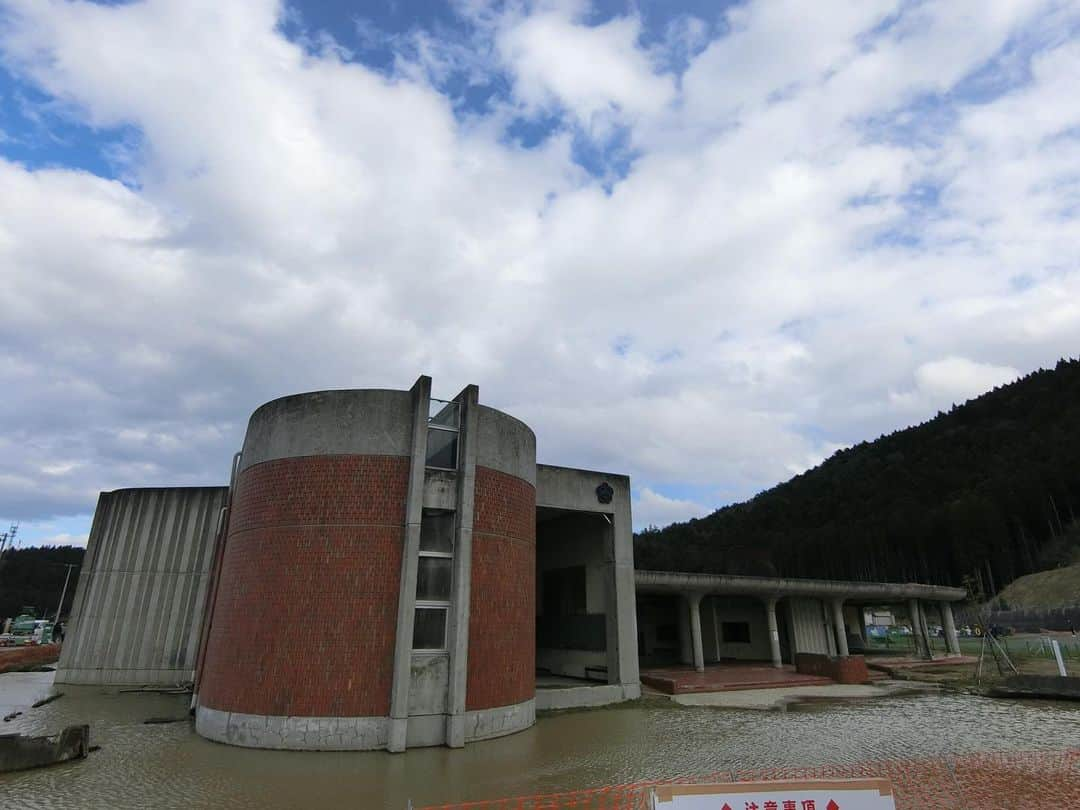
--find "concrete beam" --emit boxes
[635,570,966,603]
[388,375,431,753]
[445,383,479,749]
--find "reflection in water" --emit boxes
[2,671,1078,809]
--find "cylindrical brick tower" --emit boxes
[194,379,537,751]
[466,408,537,719]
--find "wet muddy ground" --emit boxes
[2,671,1078,809]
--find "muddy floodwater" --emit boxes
[2,671,1079,809]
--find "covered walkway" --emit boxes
[635,570,967,673]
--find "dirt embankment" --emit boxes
[0,644,60,674]
[996,564,1080,608]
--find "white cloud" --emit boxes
[681,0,900,125]
[40,462,81,476]
[35,532,89,548]
[634,487,708,530]
[495,3,675,128]
[907,354,1015,408]
[785,442,850,478]
[0,0,1077,540]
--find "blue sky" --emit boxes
[0,1,745,196]
[1,0,1079,546]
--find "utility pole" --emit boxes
[0,522,18,579]
[54,563,78,623]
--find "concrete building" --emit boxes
[634,571,965,674]
[57,374,967,752]
[59,377,639,751]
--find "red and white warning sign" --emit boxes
[650,778,896,810]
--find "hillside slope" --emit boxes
[635,358,1080,592]
[0,545,85,621]
[996,564,1080,609]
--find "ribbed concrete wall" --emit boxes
[788,597,834,656]
[56,486,227,686]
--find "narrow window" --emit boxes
[419,509,454,554]
[426,398,459,469]
[414,508,455,651]
[412,607,448,650]
[416,557,452,601]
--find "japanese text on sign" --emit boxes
[651,778,896,810]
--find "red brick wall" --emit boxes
[795,652,870,684]
[466,466,536,711]
[199,454,408,718]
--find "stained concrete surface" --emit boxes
[0,724,88,773]
[672,680,936,710]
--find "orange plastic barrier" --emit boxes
[417,749,1080,810]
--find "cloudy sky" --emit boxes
[1,0,1078,548]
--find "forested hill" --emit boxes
[0,545,85,621]
[635,357,1080,595]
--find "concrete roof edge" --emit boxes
[537,462,631,482]
[102,485,229,494]
[246,387,412,419]
[475,403,536,440]
[634,569,968,601]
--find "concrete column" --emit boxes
[388,375,431,753]
[941,601,961,657]
[831,599,849,658]
[603,520,620,685]
[764,598,783,668]
[611,491,641,695]
[688,593,705,672]
[908,598,931,660]
[677,596,692,665]
[445,384,479,749]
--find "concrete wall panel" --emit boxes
[56,487,227,686]
[239,390,414,472]
[475,406,536,486]
[536,465,629,513]
[536,648,607,679]
[709,597,771,661]
[408,654,450,716]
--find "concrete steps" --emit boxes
[640,664,834,695]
